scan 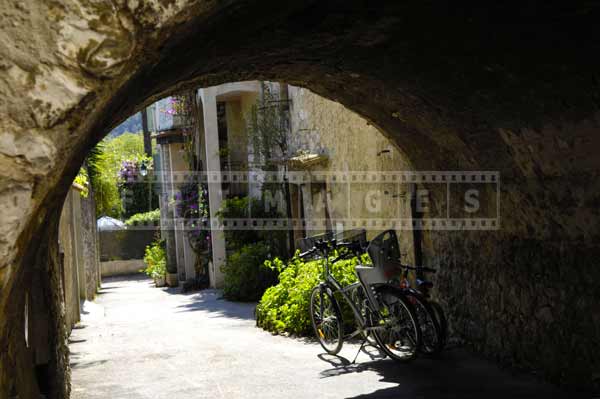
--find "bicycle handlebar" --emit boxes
[299,247,317,259]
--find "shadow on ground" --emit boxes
[175,289,255,321]
[318,346,581,399]
[99,274,256,320]
[94,275,255,321]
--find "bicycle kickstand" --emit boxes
[352,337,368,364]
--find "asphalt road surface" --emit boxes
[69,275,574,399]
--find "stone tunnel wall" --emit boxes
[429,230,600,388]
[1,1,599,398]
[421,117,600,388]
[287,84,600,388]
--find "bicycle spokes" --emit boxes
[310,287,343,354]
[372,299,420,361]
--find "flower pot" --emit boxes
[154,276,166,287]
[166,273,179,287]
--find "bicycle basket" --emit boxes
[296,229,367,253]
[333,228,368,251]
[367,229,401,272]
[296,231,335,252]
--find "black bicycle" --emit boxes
[299,229,421,362]
[368,229,447,356]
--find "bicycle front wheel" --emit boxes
[349,283,378,346]
[370,288,421,362]
[310,285,343,355]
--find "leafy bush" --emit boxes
[218,196,288,302]
[256,253,363,335]
[125,209,161,226]
[222,242,278,301]
[217,196,287,255]
[143,240,166,279]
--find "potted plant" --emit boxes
[143,240,167,287]
[153,261,166,287]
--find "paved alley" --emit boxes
[70,275,573,399]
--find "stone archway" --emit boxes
[1,1,599,397]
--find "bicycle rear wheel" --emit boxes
[429,301,447,351]
[310,286,343,355]
[404,292,444,356]
[369,288,420,362]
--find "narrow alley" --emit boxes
[69,276,572,399]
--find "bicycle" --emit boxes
[299,229,421,362]
[395,262,447,355]
[368,229,447,356]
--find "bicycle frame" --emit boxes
[318,253,381,338]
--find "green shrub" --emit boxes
[217,196,287,256]
[222,242,278,301]
[256,253,363,335]
[143,240,166,279]
[125,209,161,226]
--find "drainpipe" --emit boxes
[279,83,295,255]
[409,183,424,271]
[141,108,152,157]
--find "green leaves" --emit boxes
[143,240,166,279]
[217,195,287,256]
[125,209,160,226]
[245,84,288,166]
[256,254,360,335]
[73,167,89,197]
[222,242,278,302]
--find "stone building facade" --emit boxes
[148,81,418,287]
[286,85,418,263]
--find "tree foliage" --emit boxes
[245,84,289,168]
[87,132,150,218]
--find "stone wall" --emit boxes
[14,185,100,397]
[101,260,145,277]
[428,229,600,388]
[99,229,157,261]
[58,185,100,328]
[58,188,79,329]
[81,193,100,300]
